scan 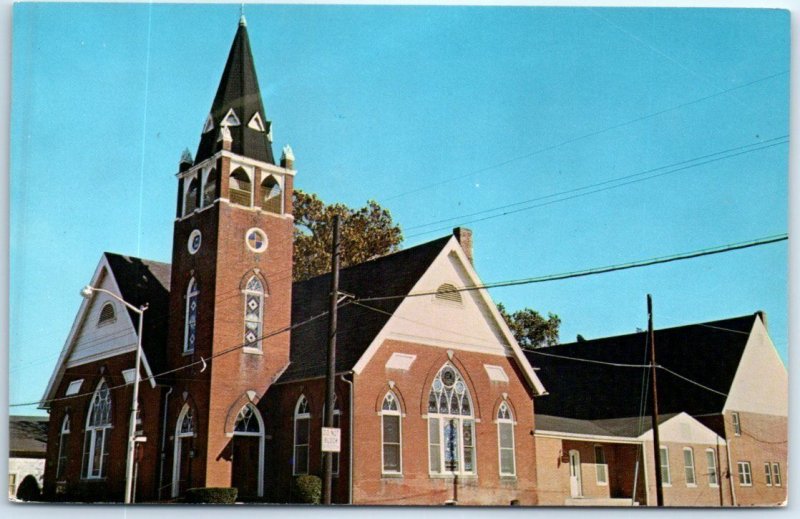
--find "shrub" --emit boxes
[184,487,238,504]
[16,475,41,502]
[292,475,321,504]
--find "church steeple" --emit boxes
[195,20,275,165]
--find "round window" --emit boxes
[188,230,202,254]
[245,228,268,253]
[441,366,456,387]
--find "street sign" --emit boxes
[321,427,341,453]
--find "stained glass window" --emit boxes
[179,406,194,436]
[246,229,267,253]
[244,276,264,350]
[82,381,111,478]
[234,405,261,434]
[184,278,198,354]
[427,364,475,475]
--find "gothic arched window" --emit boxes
[260,176,282,214]
[243,276,264,351]
[234,404,262,434]
[497,402,515,476]
[427,364,476,475]
[202,168,217,207]
[185,176,199,214]
[381,391,402,475]
[184,278,199,354]
[56,414,71,480]
[293,396,310,475]
[82,380,112,478]
[229,168,252,207]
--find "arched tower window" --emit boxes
[293,396,310,475]
[497,402,515,476]
[202,168,217,207]
[98,302,116,326]
[184,176,200,214]
[427,364,475,475]
[229,167,252,207]
[82,380,112,478]
[260,176,282,214]
[184,278,199,354]
[381,391,402,475]
[243,276,264,351]
[56,414,71,480]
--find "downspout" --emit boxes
[340,373,354,504]
[725,440,737,506]
[158,386,173,501]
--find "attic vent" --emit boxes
[98,302,116,326]
[248,112,265,132]
[202,114,214,133]
[435,283,462,304]
[221,108,241,127]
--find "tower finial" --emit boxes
[239,3,246,26]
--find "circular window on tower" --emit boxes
[188,229,202,255]
[245,228,268,253]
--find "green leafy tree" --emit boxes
[497,303,561,349]
[293,190,403,281]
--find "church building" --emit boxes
[39,17,546,505]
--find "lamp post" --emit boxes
[81,285,148,504]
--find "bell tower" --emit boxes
[165,16,295,497]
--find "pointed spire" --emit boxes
[239,3,247,27]
[194,19,275,165]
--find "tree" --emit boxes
[497,303,561,349]
[293,190,403,281]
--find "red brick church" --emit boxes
[39,17,546,505]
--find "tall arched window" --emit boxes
[497,402,515,476]
[56,414,71,480]
[202,168,217,207]
[184,177,199,214]
[184,278,199,354]
[82,380,112,478]
[172,404,196,498]
[293,396,310,475]
[243,276,264,351]
[260,176,282,214]
[229,167,252,207]
[381,391,402,475]
[427,364,475,475]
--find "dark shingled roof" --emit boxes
[536,413,679,438]
[195,19,275,165]
[104,253,171,377]
[9,416,48,457]
[279,236,452,382]
[526,314,758,421]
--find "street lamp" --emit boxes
[81,285,148,504]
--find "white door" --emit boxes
[569,450,582,497]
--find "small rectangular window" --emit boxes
[705,449,718,487]
[738,461,752,486]
[594,446,607,484]
[732,412,741,436]
[660,446,671,485]
[683,448,696,486]
[764,463,772,486]
[772,463,781,486]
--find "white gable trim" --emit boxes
[637,413,726,446]
[41,254,157,408]
[351,237,547,395]
[535,430,644,445]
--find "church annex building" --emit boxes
[37,18,787,506]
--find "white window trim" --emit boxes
[737,461,752,487]
[171,403,196,498]
[772,462,782,486]
[380,391,403,476]
[764,462,773,486]
[705,449,719,488]
[660,446,671,486]
[683,447,697,487]
[427,365,477,477]
[83,380,111,480]
[245,228,269,254]
[56,415,71,480]
[497,403,516,477]
[201,167,217,208]
[732,412,741,436]
[293,396,310,476]
[184,278,199,354]
[242,276,265,352]
[231,404,265,497]
[594,445,607,485]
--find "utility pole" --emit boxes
[323,215,341,505]
[648,294,664,507]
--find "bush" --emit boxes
[292,475,321,504]
[16,475,41,502]
[184,487,238,504]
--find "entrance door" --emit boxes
[232,436,260,500]
[569,450,582,498]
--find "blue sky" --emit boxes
[9,4,789,416]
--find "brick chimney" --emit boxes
[453,227,473,265]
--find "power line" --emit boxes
[356,233,787,303]
[405,136,787,233]
[385,70,787,202]
[657,366,729,398]
[407,137,788,238]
